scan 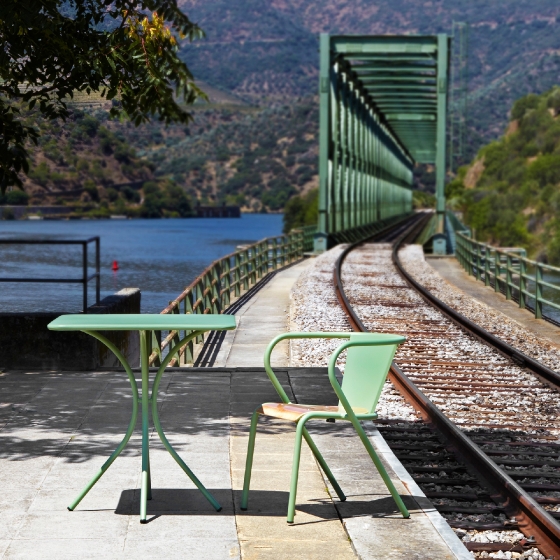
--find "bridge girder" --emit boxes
[316,33,450,251]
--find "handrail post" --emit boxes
[95,237,100,305]
[484,245,490,287]
[224,258,231,307]
[518,258,526,309]
[475,242,481,281]
[262,241,268,276]
[249,247,256,285]
[257,244,263,279]
[271,239,277,271]
[213,263,221,314]
[505,254,512,300]
[234,253,241,297]
[467,237,474,276]
[494,251,501,293]
[82,242,88,313]
[185,294,194,364]
[535,263,543,319]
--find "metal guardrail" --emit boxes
[149,213,415,367]
[150,228,313,366]
[0,237,100,313]
[456,232,560,320]
[299,225,317,253]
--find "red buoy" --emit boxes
[112,260,119,271]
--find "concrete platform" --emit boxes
[0,260,469,559]
[427,256,560,349]
[0,367,468,560]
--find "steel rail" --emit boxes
[393,242,560,388]
[333,215,560,559]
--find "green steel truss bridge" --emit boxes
[315,33,451,253]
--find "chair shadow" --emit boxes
[114,488,415,520]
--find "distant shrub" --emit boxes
[78,115,100,137]
[29,161,50,186]
[76,159,90,172]
[282,188,318,233]
[2,208,15,220]
[142,181,159,195]
[83,180,99,202]
[412,190,436,209]
[106,188,119,202]
[511,93,540,120]
[122,186,140,203]
[527,154,560,186]
[6,190,30,205]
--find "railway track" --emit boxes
[332,215,560,559]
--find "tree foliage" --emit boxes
[447,87,560,263]
[0,0,206,192]
[282,188,318,234]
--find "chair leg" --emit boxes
[287,420,306,523]
[353,420,409,518]
[241,410,260,510]
[302,428,346,502]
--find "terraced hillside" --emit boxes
[178,0,560,155]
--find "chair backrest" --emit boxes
[338,333,404,414]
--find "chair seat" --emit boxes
[257,402,369,422]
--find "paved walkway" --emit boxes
[427,256,560,349]
[0,259,468,559]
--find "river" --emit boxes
[0,214,283,313]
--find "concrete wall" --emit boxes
[0,288,140,371]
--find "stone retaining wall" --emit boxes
[0,288,140,370]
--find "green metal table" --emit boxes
[47,313,236,523]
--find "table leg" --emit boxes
[150,331,222,512]
[68,330,139,512]
[140,331,153,523]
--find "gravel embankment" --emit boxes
[289,247,418,421]
[399,245,560,373]
[289,244,554,559]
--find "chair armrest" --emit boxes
[263,332,352,403]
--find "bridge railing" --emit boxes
[149,227,313,366]
[456,232,560,321]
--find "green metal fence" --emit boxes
[148,212,415,367]
[149,228,311,366]
[456,232,560,320]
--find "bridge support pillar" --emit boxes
[435,33,449,244]
[313,233,329,253]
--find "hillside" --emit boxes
[178,0,560,159]
[119,99,319,212]
[8,1,560,214]
[3,96,320,216]
[447,87,560,264]
[9,105,194,219]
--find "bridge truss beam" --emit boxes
[316,33,450,251]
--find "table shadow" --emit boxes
[114,488,412,520]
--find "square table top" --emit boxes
[47,313,237,332]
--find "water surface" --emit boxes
[0,215,283,313]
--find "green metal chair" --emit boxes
[241,331,410,523]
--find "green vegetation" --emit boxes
[412,190,436,210]
[447,87,560,264]
[140,181,192,218]
[179,0,560,163]
[118,99,319,213]
[282,189,318,233]
[0,189,29,206]
[11,109,155,206]
[1,1,205,192]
